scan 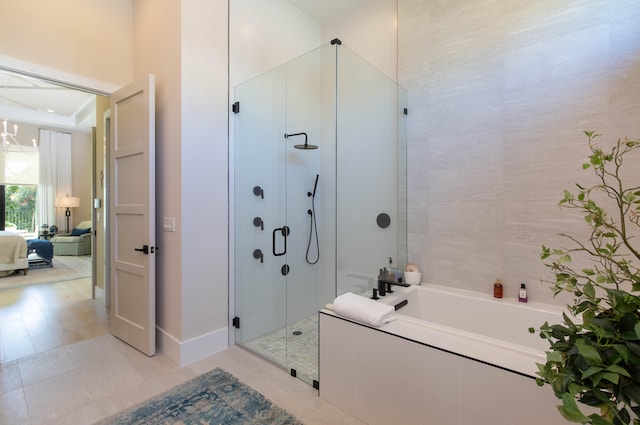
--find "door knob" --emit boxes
[134,245,149,254]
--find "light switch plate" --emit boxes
[163,217,175,232]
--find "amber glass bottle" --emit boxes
[493,279,503,298]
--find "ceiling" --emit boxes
[0,69,96,132]
[0,0,372,133]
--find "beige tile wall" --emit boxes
[399,0,640,304]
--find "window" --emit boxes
[0,143,39,234]
[4,185,37,233]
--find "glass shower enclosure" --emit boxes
[233,41,407,387]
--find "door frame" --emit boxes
[0,64,114,304]
[103,109,112,307]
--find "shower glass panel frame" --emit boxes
[233,42,406,387]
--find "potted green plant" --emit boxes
[530,132,640,425]
[530,132,640,424]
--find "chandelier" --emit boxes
[1,119,37,153]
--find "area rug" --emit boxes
[0,255,91,290]
[96,368,303,425]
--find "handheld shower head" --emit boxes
[308,174,319,198]
[284,132,318,150]
[312,174,319,197]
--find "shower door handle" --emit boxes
[272,226,289,257]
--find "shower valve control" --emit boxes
[253,186,264,199]
[253,249,263,263]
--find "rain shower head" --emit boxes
[294,143,318,150]
[284,132,318,150]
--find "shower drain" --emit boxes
[292,330,303,336]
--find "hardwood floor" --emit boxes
[0,278,365,425]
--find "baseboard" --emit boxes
[157,326,229,367]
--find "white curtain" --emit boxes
[37,129,72,229]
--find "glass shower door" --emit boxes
[233,41,405,388]
[282,44,335,387]
[234,44,337,388]
[233,64,289,370]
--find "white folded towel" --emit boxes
[332,292,395,327]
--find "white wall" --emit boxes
[322,0,398,82]
[399,1,640,304]
[132,0,184,356]
[229,0,398,87]
[180,0,229,354]
[133,0,230,365]
[0,0,133,89]
[230,0,321,87]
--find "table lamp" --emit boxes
[55,195,80,233]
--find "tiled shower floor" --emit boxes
[241,314,318,384]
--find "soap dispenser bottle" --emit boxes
[518,283,528,303]
[493,279,503,298]
[388,257,398,281]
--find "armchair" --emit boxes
[51,220,92,256]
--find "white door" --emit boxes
[109,75,156,356]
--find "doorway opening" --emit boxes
[0,67,110,303]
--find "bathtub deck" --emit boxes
[319,284,570,425]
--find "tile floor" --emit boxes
[0,278,365,425]
[242,314,319,384]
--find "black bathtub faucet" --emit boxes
[377,276,410,296]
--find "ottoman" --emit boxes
[27,239,54,268]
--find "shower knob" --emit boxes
[376,213,391,229]
[253,217,264,230]
[253,249,263,263]
[253,186,264,199]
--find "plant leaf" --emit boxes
[558,393,589,422]
[582,366,603,380]
[576,339,603,365]
[604,364,631,377]
[613,344,630,364]
[587,414,614,425]
[583,282,595,299]
[548,350,563,363]
[623,385,640,405]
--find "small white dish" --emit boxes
[404,271,421,285]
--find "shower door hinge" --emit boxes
[232,102,240,114]
[403,107,408,115]
[232,316,240,329]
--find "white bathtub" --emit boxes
[382,283,566,376]
[319,283,573,425]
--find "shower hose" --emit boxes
[306,196,319,265]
